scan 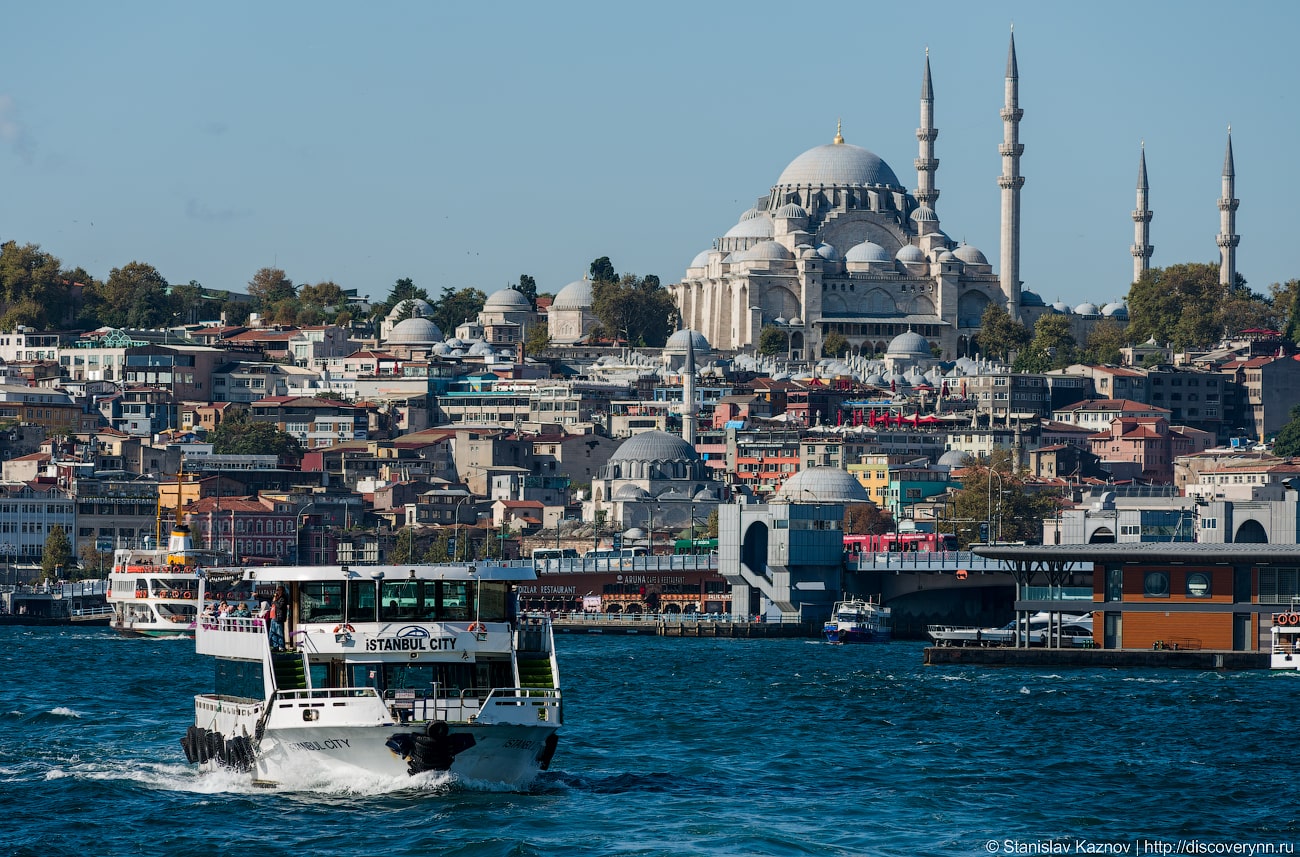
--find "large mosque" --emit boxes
[668,34,1241,361]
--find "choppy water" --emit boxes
[2,626,1297,856]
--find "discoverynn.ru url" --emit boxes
[986,840,1295,855]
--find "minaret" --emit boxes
[1131,143,1153,282]
[682,333,697,447]
[998,29,1025,318]
[915,48,939,210]
[1217,127,1239,288]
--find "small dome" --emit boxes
[777,467,871,503]
[773,316,788,326]
[484,288,532,311]
[613,484,651,501]
[553,278,594,309]
[910,205,938,223]
[789,316,803,326]
[896,245,925,263]
[1052,300,1072,314]
[743,240,794,262]
[938,449,970,467]
[688,250,712,269]
[936,249,958,263]
[1102,301,1128,318]
[774,203,808,219]
[1075,302,1099,316]
[815,243,839,261]
[845,240,891,263]
[724,214,774,239]
[386,298,433,321]
[664,329,711,354]
[886,330,931,358]
[1020,290,1046,307]
[609,430,699,464]
[739,207,763,221]
[953,243,988,265]
[386,317,443,344]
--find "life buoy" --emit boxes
[333,624,356,634]
[183,590,193,599]
[1280,613,1299,626]
[467,622,487,633]
[956,569,968,580]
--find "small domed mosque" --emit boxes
[672,35,1242,360]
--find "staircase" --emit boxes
[517,656,554,690]
[272,651,307,691]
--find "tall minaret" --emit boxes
[1131,143,1153,282]
[998,28,1025,318]
[682,334,697,447]
[915,48,939,210]
[1217,127,1239,288]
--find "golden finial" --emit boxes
[833,118,844,145]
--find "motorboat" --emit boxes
[928,611,1095,648]
[823,598,892,643]
[182,560,562,789]
[1270,603,1300,670]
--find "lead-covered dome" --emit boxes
[953,243,988,265]
[724,214,774,239]
[609,430,699,464]
[775,142,902,190]
[777,467,871,503]
[896,244,925,263]
[886,330,931,358]
[386,317,443,344]
[484,288,531,310]
[664,329,711,354]
[553,278,593,309]
[845,240,891,263]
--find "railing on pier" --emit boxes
[534,610,805,626]
[847,551,1092,573]
[534,555,719,574]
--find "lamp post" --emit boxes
[986,466,1003,544]
[295,502,316,565]
[0,542,13,586]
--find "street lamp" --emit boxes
[295,502,316,565]
[986,466,1003,544]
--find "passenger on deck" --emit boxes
[270,585,288,650]
[232,602,251,619]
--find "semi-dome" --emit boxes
[386,317,443,344]
[664,328,711,353]
[774,203,808,219]
[775,142,902,190]
[886,329,931,358]
[553,277,594,309]
[724,214,774,239]
[845,240,891,263]
[910,205,938,223]
[777,467,871,503]
[896,245,925,263]
[484,288,532,310]
[609,430,699,463]
[739,207,763,221]
[688,250,712,269]
[386,298,433,321]
[953,243,988,265]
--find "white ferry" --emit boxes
[182,561,562,789]
[928,612,1094,648]
[1269,603,1300,670]
[823,598,892,644]
[106,525,227,637]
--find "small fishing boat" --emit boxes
[823,598,892,643]
[182,560,562,789]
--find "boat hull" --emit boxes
[824,627,891,644]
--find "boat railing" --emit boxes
[275,687,382,702]
[197,615,266,634]
[471,686,562,727]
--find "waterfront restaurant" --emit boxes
[975,544,1300,652]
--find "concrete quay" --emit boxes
[550,614,815,638]
[923,646,1270,670]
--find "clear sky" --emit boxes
[1,1,1296,313]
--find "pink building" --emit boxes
[1088,417,1214,484]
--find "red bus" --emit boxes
[843,532,958,555]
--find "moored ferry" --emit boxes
[1270,602,1300,670]
[823,597,892,644]
[183,561,562,789]
[106,525,226,637]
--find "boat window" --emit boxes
[438,581,471,621]
[300,581,344,624]
[347,580,377,623]
[348,663,382,690]
[478,582,509,621]
[380,580,421,621]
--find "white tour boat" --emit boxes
[927,611,1094,648]
[182,561,562,789]
[106,525,227,637]
[1269,603,1300,670]
[823,598,892,644]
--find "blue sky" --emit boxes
[1,1,1296,313]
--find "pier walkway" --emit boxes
[545,611,813,638]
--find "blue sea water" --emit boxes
[2,626,1298,857]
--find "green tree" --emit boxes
[524,321,551,357]
[391,526,417,564]
[822,331,850,358]
[1014,314,1077,372]
[589,256,617,284]
[757,325,787,356]
[247,267,297,308]
[1125,262,1251,348]
[1080,318,1129,365]
[1272,279,1300,343]
[209,410,302,462]
[974,304,1031,361]
[704,509,719,539]
[941,450,1062,547]
[41,525,73,582]
[383,277,427,313]
[94,261,173,328]
[844,504,891,534]
[515,274,538,310]
[1273,405,1300,457]
[423,531,452,563]
[0,241,67,327]
[299,280,347,311]
[591,273,675,347]
[431,286,486,334]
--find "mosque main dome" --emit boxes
[775,141,903,190]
